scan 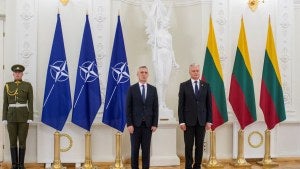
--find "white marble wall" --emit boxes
[0,18,4,162]
[0,0,5,15]
[1,0,300,163]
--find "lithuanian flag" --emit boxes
[202,17,228,131]
[229,18,257,130]
[260,18,286,130]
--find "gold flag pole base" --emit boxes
[81,132,99,169]
[257,159,278,167]
[110,132,125,169]
[51,132,66,169]
[203,158,224,168]
[256,129,278,167]
[203,131,224,168]
[230,158,251,167]
[230,129,251,167]
[81,159,98,169]
[52,159,66,169]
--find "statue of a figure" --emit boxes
[142,0,179,119]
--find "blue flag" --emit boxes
[72,15,101,131]
[102,16,130,132]
[41,14,72,131]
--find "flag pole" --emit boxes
[51,131,65,169]
[231,129,251,167]
[82,132,98,169]
[203,130,224,168]
[257,129,278,167]
[110,132,125,169]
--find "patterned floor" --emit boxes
[1,159,300,169]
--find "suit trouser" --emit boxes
[7,122,29,148]
[130,123,152,169]
[184,124,206,169]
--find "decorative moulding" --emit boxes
[16,0,37,103]
[91,0,111,112]
[277,0,293,111]
[121,0,211,6]
[294,0,300,5]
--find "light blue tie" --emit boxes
[142,84,146,102]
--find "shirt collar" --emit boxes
[191,79,199,84]
[139,82,147,87]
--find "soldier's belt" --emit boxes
[9,103,27,108]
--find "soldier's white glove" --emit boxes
[27,120,33,123]
[2,120,7,125]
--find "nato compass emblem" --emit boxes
[74,61,99,107]
[105,62,130,109]
[43,61,69,106]
[112,62,130,84]
[79,61,99,83]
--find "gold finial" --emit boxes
[60,0,69,6]
[248,0,264,12]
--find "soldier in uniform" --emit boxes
[2,64,33,169]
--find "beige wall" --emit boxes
[1,0,300,162]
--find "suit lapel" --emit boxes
[187,80,197,99]
[135,83,144,101]
[198,81,202,95]
[145,84,152,103]
[199,81,205,94]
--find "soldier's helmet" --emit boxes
[11,64,25,72]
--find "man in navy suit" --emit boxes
[178,63,212,169]
[126,66,159,169]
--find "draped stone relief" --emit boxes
[211,0,229,110]
[277,0,293,112]
[212,1,228,62]
[121,0,211,6]
[16,0,37,104]
[90,0,111,113]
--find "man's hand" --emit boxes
[2,120,7,125]
[27,120,33,124]
[205,123,212,130]
[127,126,134,134]
[179,124,186,131]
[151,126,157,132]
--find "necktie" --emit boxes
[194,81,199,95]
[142,84,146,102]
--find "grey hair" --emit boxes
[137,66,148,74]
[138,65,148,69]
[189,63,200,68]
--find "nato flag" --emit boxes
[102,16,130,132]
[42,14,72,131]
[72,15,101,131]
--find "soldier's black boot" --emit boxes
[18,148,26,169]
[10,148,18,169]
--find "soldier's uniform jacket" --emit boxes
[2,80,33,122]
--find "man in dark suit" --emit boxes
[178,63,212,169]
[126,66,159,169]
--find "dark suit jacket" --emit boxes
[126,83,159,128]
[178,79,212,126]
